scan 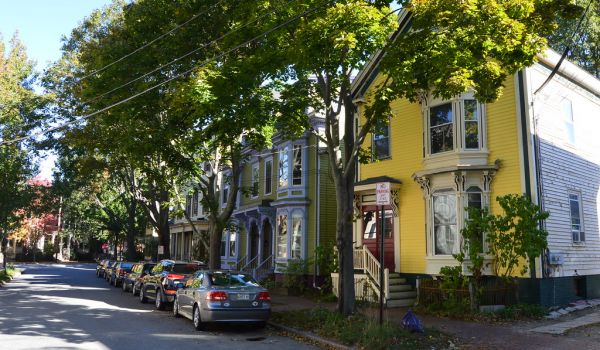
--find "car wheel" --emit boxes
[155,289,164,310]
[173,298,180,317]
[193,304,204,331]
[140,286,147,303]
[122,280,128,292]
[132,284,139,296]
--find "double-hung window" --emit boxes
[293,145,302,186]
[427,96,484,155]
[569,192,584,242]
[372,118,390,159]
[432,191,458,255]
[192,190,199,216]
[276,214,288,258]
[251,164,259,197]
[278,147,289,188]
[264,160,272,195]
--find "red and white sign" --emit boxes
[376,182,390,206]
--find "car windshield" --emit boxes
[172,264,199,274]
[210,272,259,287]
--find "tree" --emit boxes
[0,33,47,268]
[548,0,599,78]
[240,0,580,315]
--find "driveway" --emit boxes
[0,263,317,350]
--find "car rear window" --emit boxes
[210,273,259,287]
[172,264,199,274]
[120,262,134,269]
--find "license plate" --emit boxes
[236,294,250,300]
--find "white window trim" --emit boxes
[277,142,307,191]
[424,93,487,157]
[251,162,259,199]
[569,191,585,243]
[372,117,391,160]
[264,158,273,195]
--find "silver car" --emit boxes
[173,271,270,330]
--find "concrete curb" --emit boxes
[268,321,354,350]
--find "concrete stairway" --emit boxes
[386,273,417,308]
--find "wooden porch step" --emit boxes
[388,276,407,285]
[388,290,417,299]
[389,284,413,292]
[386,298,416,308]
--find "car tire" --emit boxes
[122,280,128,292]
[173,298,180,317]
[140,287,148,303]
[132,284,139,296]
[193,304,204,331]
[155,289,164,310]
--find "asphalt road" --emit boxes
[0,263,317,350]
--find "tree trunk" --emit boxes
[335,174,356,315]
[208,217,222,270]
[157,189,171,259]
[1,237,7,270]
[126,199,137,261]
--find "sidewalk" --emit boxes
[270,294,600,350]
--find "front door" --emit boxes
[262,220,272,261]
[362,206,395,271]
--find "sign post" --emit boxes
[375,182,390,326]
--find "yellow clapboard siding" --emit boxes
[359,73,524,275]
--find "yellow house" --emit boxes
[351,11,600,307]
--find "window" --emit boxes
[192,191,199,216]
[466,186,483,252]
[278,147,289,188]
[221,177,230,206]
[363,210,376,239]
[463,100,480,149]
[220,231,227,257]
[265,160,272,195]
[251,164,259,197]
[372,118,390,159]
[562,99,575,144]
[185,195,192,216]
[430,103,454,154]
[293,145,302,186]
[432,192,457,255]
[427,96,485,155]
[569,192,584,242]
[291,213,303,259]
[276,214,288,258]
[229,228,237,257]
[220,228,238,258]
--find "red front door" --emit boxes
[362,205,395,271]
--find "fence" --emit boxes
[418,278,518,307]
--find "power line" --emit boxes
[534,0,596,95]
[83,0,300,106]
[0,0,334,147]
[77,0,226,82]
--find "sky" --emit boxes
[0,0,113,179]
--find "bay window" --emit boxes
[291,213,303,259]
[293,145,302,185]
[432,191,458,255]
[276,214,288,258]
[278,147,289,188]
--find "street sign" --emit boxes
[376,182,390,205]
[158,245,164,255]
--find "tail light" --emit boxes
[119,270,126,276]
[166,274,184,280]
[206,291,228,301]
[257,292,271,301]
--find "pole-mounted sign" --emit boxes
[376,182,390,206]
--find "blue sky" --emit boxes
[1,0,112,179]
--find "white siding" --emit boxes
[528,62,600,277]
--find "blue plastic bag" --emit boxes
[401,309,425,334]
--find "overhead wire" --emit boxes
[76,0,226,82]
[534,0,596,95]
[0,0,335,147]
[82,0,301,106]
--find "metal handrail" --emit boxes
[235,255,247,271]
[240,254,259,272]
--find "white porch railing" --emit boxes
[235,255,247,271]
[253,255,273,280]
[353,246,389,299]
[240,254,260,272]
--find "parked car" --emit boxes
[139,260,204,310]
[173,270,270,330]
[122,262,156,294]
[104,261,117,282]
[96,259,109,278]
[110,261,134,287]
